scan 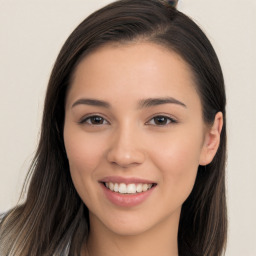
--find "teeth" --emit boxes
[142,184,149,192]
[114,183,119,192]
[136,183,142,193]
[109,182,114,191]
[127,184,136,194]
[118,183,126,194]
[104,182,154,194]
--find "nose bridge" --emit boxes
[107,121,145,167]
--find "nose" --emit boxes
[106,125,145,168]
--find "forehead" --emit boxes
[67,42,200,109]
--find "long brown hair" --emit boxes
[0,0,227,255]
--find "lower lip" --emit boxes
[101,183,156,207]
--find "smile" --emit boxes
[100,177,157,207]
[104,182,154,194]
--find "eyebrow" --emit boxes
[71,96,187,109]
[138,97,187,109]
[72,98,110,108]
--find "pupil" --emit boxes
[92,116,103,124]
[154,116,167,125]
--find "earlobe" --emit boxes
[199,112,223,166]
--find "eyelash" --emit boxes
[79,114,177,126]
[79,115,109,125]
[146,115,177,126]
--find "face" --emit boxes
[64,42,215,236]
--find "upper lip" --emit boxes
[99,176,157,185]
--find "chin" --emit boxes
[90,210,157,236]
[105,221,153,237]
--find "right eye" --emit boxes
[80,115,109,125]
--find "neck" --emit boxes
[84,210,180,256]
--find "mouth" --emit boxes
[103,182,157,195]
[100,177,157,207]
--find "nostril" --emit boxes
[107,148,145,168]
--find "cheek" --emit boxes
[150,132,202,202]
[160,143,199,186]
[63,126,107,201]
[64,127,106,172]
[151,129,202,171]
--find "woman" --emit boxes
[0,0,227,255]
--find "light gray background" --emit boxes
[0,0,255,255]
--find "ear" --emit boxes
[199,112,223,166]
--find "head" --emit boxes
[0,1,227,255]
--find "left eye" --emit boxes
[80,115,108,125]
[147,116,176,126]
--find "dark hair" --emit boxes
[0,0,227,255]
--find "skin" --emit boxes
[64,42,223,256]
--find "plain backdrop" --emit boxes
[0,0,255,255]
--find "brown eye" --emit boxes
[147,115,177,126]
[153,116,169,125]
[81,115,108,125]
